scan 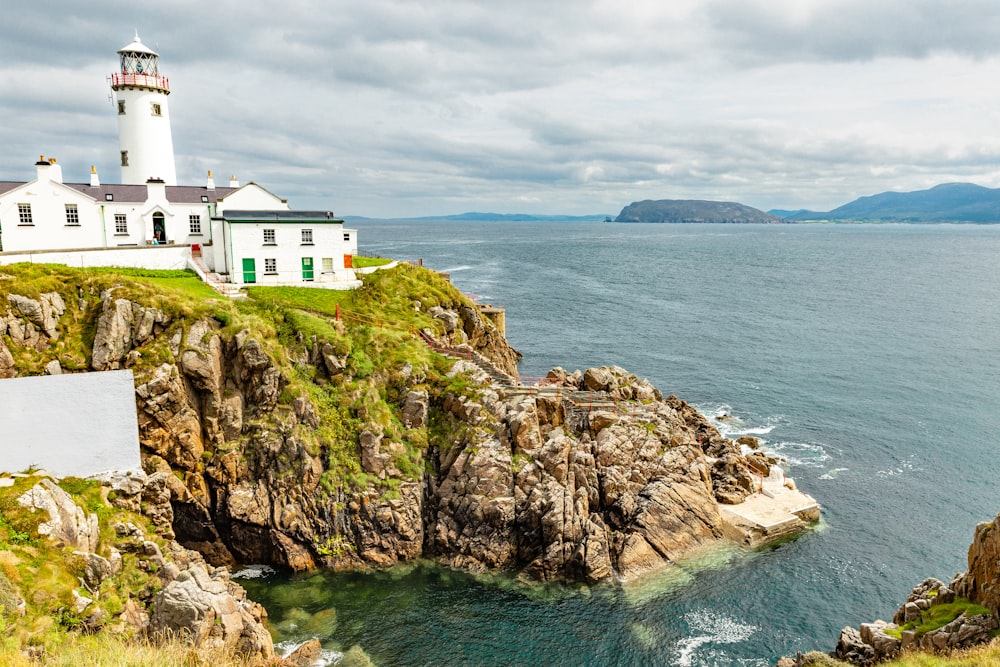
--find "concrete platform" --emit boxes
[720,468,820,548]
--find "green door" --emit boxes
[302,257,314,281]
[242,258,256,284]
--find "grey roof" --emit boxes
[0,181,239,204]
[221,210,342,223]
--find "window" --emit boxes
[17,204,32,225]
[321,258,334,272]
[200,195,209,203]
[301,229,313,245]
[65,204,80,226]
[151,102,162,116]
[117,100,125,115]
[264,258,277,275]
[105,193,114,201]
[189,214,202,234]
[120,150,129,167]
[114,214,128,235]
[343,232,351,242]
[263,228,276,245]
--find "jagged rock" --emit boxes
[92,296,169,370]
[149,563,273,660]
[74,551,117,591]
[835,625,875,664]
[429,306,460,334]
[957,513,1000,611]
[43,359,62,375]
[0,339,14,378]
[283,638,323,666]
[17,478,99,552]
[8,292,65,340]
[135,364,205,471]
[402,390,429,428]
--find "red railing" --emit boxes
[110,72,170,91]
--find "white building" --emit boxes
[0,35,359,291]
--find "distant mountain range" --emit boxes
[344,182,1000,224]
[774,183,1000,222]
[615,199,784,224]
[343,212,608,222]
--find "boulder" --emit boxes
[17,478,100,553]
[149,563,273,660]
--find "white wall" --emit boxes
[0,245,192,271]
[0,370,141,477]
[226,221,359,285]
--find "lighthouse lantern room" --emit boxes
[111,33,177,186]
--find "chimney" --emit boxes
[47,157,63,183]
[90,165,100,187]
[206,170,215,190]
[146,177,166,202]
[36,155,61,184]
[229,175,240,187]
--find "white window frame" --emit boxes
[343,232,351,241]
[264,258,277,275]
[189,214,202,234]
[263,228,276,245]
[151,102,162,116]
[18,203,33,226]
[114,214,128,235]
[321,257,334,273]
[65,204,80,226]
[301,228,313,245]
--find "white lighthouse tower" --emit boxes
[111,33,177,185]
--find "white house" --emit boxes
[213,210,359,286]
[0,35,359,292]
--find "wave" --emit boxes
[698,404,781,439]
[819,467,850,480]
[766,441,836,467]
[442,265,473,273]
[231,564,276,579]
[674,610,764,667]
[275,640,342,667]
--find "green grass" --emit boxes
[884,599,992,639]
[352,255,393,268]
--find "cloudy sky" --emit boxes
[4,1,1000,217]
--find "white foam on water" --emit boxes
[876,456,920,478]
[231,564,276,579]
[766,441,834,467]
[674,610,759,667]
[442,265,473,273]
[699,404,782,439]
[275,640,342,667]
[819,467,850,480]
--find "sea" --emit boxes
[239,221,1000,666]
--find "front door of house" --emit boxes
[302,257,314,281]
[242,258,256,284]
[153,212,166,244]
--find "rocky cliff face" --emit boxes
[0,270,815,586]
[781,513,1000,666]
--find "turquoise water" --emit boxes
[240,222,1000,665]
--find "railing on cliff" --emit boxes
[332,305,662,417]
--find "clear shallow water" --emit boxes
[241,222,1000,666]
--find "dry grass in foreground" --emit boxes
[798,639,1000,667]
[0,632,274,667]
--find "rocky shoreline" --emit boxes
[0,266,820,661]
[779,513,1000,666]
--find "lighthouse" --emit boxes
[110,33,177,186]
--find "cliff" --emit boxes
[615,199,786,224]
[781,513,1000,666]
[0,262,818,658]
